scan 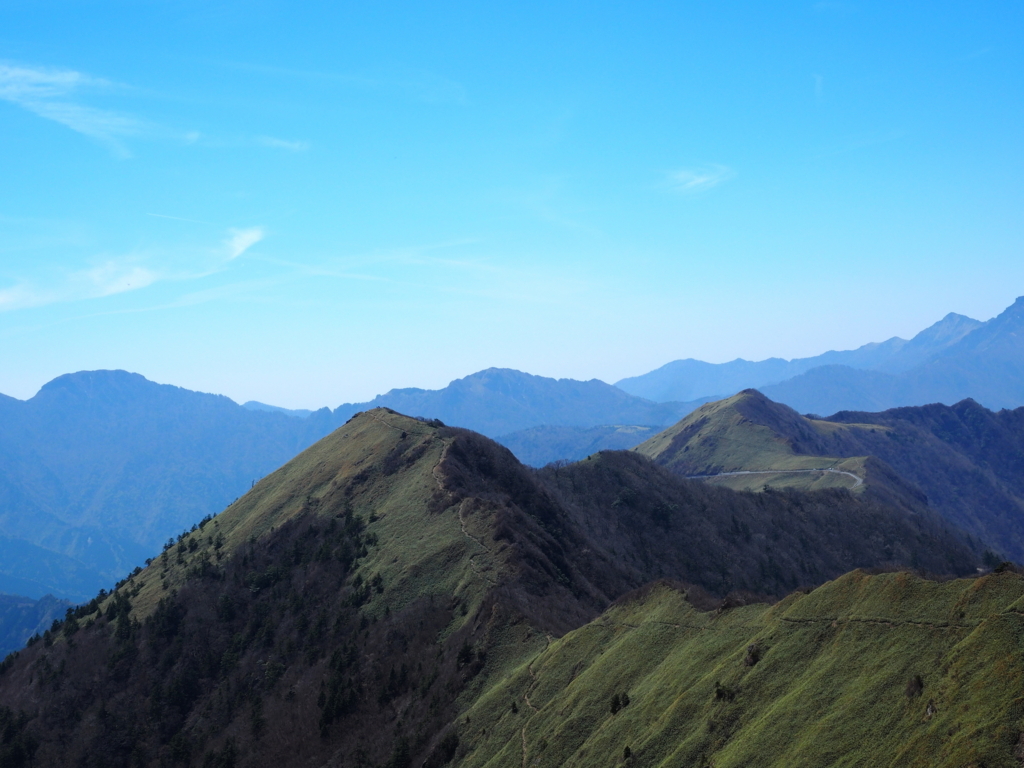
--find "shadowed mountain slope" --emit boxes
[0,409,980,767]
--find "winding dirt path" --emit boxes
[687,467,864,488]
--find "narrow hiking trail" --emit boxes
[458,500,497,586]
[687,467,864,488]
[369,413,497,584]
[521,634,552,768]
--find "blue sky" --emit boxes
[1,1,1022,408]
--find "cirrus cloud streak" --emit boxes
[0,226,265,312]
[666,164,736,194]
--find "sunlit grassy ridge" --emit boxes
[635,391,893,495]
[127,409,493,622]
[460,570,1024,768]
[0,408,993,767]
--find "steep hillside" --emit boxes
[638,390,1024,561]
[825,399,1024,563]
[0,368,707,598]
[460,569,1024,768]
[0,409,979,767]
[539,451,973,596]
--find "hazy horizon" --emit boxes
[3,2,1022,409]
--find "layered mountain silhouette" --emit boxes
[0,409,988,767]
[0,369,707,598]
[618,297,1024,416]
[0,371,342,598]
[2,295,1022,600]
[333,368,704,435]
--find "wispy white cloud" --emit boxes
[0,226,265,312]
[666,165,736,194]
[0,257,160,311]
[0,63,143,156]
[0,61,309,156]
[226,227,265,259]
[255,136,310,152]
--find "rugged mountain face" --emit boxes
[638,390,1024,562]
[0,409,980,767]
[824,399,1024,563]
[762,298,1024,415]
[336,368,703,436]
[539,451,973,595]
[616,310,985,403]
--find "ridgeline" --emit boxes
[0,409,997,767]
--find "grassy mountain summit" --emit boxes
[633,390,883,495]
[0,368,705,599]
[637,389,1024,562]
[0,408,980,767]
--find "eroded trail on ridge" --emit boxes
[687,467,864,488]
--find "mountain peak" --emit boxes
[34,370,158,404]
[1002,295,1024,318]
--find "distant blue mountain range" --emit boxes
[2,295,1023,601]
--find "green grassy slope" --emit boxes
[633,390,919,503]
[460,569,1024,768]
[0,409,987,767]
[636,389,1024,561]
